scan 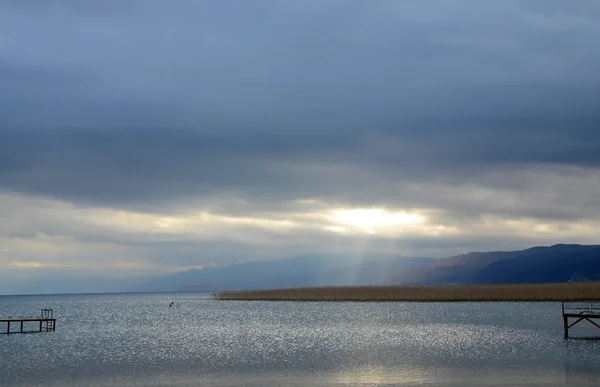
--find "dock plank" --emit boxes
[0,317,55,322]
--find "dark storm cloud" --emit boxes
[1,0,600,210]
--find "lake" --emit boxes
[1,293,599,386]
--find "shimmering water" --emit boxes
[1,293,599,386]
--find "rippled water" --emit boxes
[1,293,599,386]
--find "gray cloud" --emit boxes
[2,125,599,216]
[1,1,600,280]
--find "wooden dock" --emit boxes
[0,309,56,334]
[562,302,600,339]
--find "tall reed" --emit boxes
[214,282,600,302]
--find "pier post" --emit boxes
[564,315,569,339]
[1,309,57,335]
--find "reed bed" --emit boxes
[214,282,600,302]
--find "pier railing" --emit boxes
[1,308,56,334]
[562,302,600,315]
[562,302,600,339]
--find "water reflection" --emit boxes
[1,294,600,386]
[333,365,429,385]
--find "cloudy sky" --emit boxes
[1,0,600,281]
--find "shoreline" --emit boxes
[214,282,600,302]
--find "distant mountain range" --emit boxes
[386,244,600,285]
[129,254,436,293]
[3,244,599,295]
[129,244,600,292]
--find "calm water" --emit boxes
[1,293,599,387]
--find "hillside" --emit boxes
[130,254,437,293]
[386,244,600,285]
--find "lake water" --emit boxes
[1,293,599,386]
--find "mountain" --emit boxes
[130,254,437,292]
[386,244,600,285]
[6,244,596,295]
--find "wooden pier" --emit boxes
[562,302,600,339]
[0,309,56,334]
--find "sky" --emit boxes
[1,0,600,283]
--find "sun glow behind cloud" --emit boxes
[1,188,599,276]
[328,208,425,234]
[84,203,449,239]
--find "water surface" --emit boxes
[1,293,599,386]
